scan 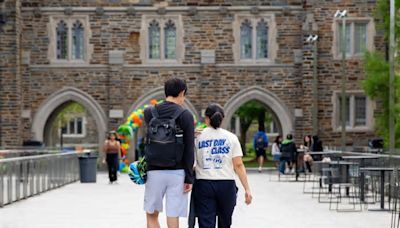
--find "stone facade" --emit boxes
[0,0,385,152]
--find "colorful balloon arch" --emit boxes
[116,99,206,172]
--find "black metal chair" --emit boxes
[328,164,363,212]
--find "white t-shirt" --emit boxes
[272,143,281,155]
[195,127,243,180]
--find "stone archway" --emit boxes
[223,86,294,137]
[31,87,107,150]
[127,86,200,119]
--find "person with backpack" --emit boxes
[279,134,297,174]
[143,78,194,228]
[194,104,252,228]
[253,126,269,172]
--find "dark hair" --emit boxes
[108,131,118,140]
[303,135,312,147]
[164,78,187,98]
[286,134,293,140]
[258,124,265,132]
[205,103,225,129]
[274,135,282,145]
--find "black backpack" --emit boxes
[145,106,186,168]
[256,134,266,150]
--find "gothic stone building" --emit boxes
[0,0,384,157]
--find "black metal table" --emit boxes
[360,167,395,211]
[342,155,381,202]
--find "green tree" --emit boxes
[362,0,400,148]
[49,102,86,147]
[235,100,266,154]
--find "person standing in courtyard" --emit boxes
[279,134,297,174]
[194,104,252,228]
[253,126,269,172]
[143,78,194,228]
[103,131,120,184]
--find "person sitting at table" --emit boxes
[302,135,313,173]
[271,135,282,169]
[280,134,297,174]
[311,135,323,161]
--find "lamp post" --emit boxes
[335,9,348,152]
[389,0,395,155]
[306,34,319,136]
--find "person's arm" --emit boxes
[233,157,252,205]
[102,140,108,163]
[264,134,269,148]
[117,141,121,159]
[253,134,256,150]
[181,111,195,186]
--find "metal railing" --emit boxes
[0,152,79,207]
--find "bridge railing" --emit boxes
[0,152,79,207]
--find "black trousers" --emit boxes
[194,180,237,228]
[106,153,118,182]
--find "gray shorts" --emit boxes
[144,169,188,217]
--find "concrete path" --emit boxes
[0,172,391,228]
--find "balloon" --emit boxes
[150,99,158,105]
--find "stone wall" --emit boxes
[0,0,385,149]
[0,0,23,146]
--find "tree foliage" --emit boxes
[51,102,86,131]
[235,100,267,154]
[362,0,400,148]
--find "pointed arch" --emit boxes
[127,86,200,121]
[31,87,107,148]
[223,86,294,136]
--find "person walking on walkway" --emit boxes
[253,126,269,172]
[143,78,194,228]
[194,104,252,228]
[103,131,120,184]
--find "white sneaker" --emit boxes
[290,169,295,174]
[258,167,262,173]
[285,168,289,174]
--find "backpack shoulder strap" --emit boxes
[150,105,159,119]
[171,107,187,121]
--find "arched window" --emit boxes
[56,21,68,60]
[256,20,268,59]
[148,20,161,59]
[164,20,176,59]
[72,20,84,60]
[240,19,253,59]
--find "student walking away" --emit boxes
[271,135,282,169]
[143,78,194,228]
[311,135,323,161]
[103,131,120,184]
[253,126,269,172]
[194,104,252,228]
[279,134,297,174]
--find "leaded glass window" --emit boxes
[164,20,177,59]
[240,19,252,59]
[256,19,268,59]
[149,20,161,59]
[56,20,68,60]
[354,23,368,55]
[72,21,84,60]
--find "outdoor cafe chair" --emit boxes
[328,164,363,212]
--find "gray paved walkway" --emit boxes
[0,172,391,228]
